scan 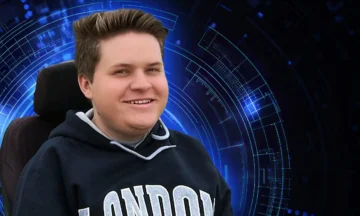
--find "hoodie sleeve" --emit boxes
[12,145,72,216]
[214,171,234,216]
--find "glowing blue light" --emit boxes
[244,97,258,114]
[176,40,181,45]
[39,6,49,14]
[50,10,61,19]
[0,108,8,123]
[287,209,292,214]
[257,12,264,18]
[211,22,216,28]
[303,212,308,216]
[27,11,33,17]
[24,4,29,10]
[36,42,45,49]
[62,53,72,61]
[288,60,292,65]
[48,30,55,37]
[21,0,26,2]
[295,210,300,215]
[163,109,187,134]
[38,16,48,25]
[244,33,248,38]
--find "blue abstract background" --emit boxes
[0,0,357,215]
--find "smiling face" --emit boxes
[78,31,169,141]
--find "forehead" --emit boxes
[98,32,162,65]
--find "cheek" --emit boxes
[94,79,127,100]
[154,77,169,98]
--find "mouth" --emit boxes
[124,99,155,105]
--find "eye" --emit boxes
[148,68,160,72]
[114,69,128,74]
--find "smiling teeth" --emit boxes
[130,100,151,104]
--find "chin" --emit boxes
[128,118,158,131]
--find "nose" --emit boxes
[129,71,152,91]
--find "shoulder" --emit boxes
[36,136,69,155]
[27,136,73,168]
[19,137,70,181]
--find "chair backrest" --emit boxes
[0,61,92,215]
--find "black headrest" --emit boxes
[34,61,92,119]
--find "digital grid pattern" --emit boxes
[0,1,291,215]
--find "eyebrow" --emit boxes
[110,61,163,69]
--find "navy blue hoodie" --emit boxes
[12,109,233,216]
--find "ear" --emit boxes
[78,74,93,100]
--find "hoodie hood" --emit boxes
[49,109,176,160]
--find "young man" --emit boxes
[12,9,233,216]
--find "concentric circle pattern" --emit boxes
[0,1,292,215]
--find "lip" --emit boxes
[123,98,154,103]
[124,100,155,109]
